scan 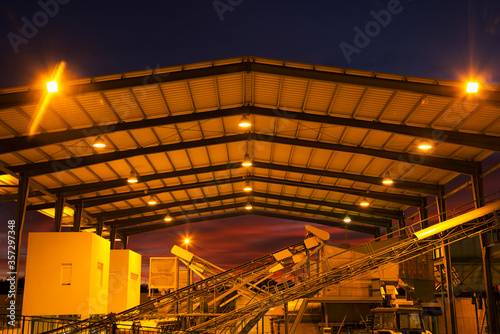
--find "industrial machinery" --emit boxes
[351,284,432,334]
[43,197,500,334]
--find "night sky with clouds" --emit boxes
[1,0,500,280]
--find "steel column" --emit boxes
[472,163,499,334]
[96,218,104,236]
[72,202,83,232]
[398,218,407,237]
[437,195,458,334]
[419,197,429,228]
[110,227,116,249]
[54,194,65,232]
[121,235,129,249]
[13,172,30,298]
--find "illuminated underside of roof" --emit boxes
[1,56,499,238]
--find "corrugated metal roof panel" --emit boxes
[355,89,393,119]
[132,85,169,118]
[303,81,336,113]
[189,77,219,111]
[253,73,280,106]
[50,97,93,129]
[330,85,366,117]
[160,81,193,115]
[217,73,244,107]
[380,92,423,123]
[279,77,309,110]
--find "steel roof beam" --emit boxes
[249,107,500,153]
[250,63,500,104]
[2,105,499,156]
[105,201,392,228]
[43,160,439,198]
[250,211,380,236]
[49,162,242,197]
[250,176,424,207]
[253,162,441,196]
[117,210,378,236]
[252,202,391,227]
[10,133,249,176]
[0,63,248,110]
[90,192,248,220]
[89,188,401,221]
[9,131,475,177]
[3,59,499,110]
[251,191,403,220]
[69,176,245,207]
[67,174,421,208]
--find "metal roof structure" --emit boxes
[1,56,500,242]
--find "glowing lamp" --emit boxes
[46,80,58,93]
[243,180,252,192]
[467,82,478,93]
[164,214,173,222]
[382,173,394,185]
[359,198,370,207]
[245,201,253,210]
[418,142,433,151]
[242,153,253,167]
[238,115,251,128]
[127,171,138,183]
[343,215,351,223]
[147,195,157,205]
[92,136,106,148]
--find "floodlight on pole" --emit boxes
[467,82,479,93]
[46,80,58,93]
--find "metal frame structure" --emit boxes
[1,56,500,333]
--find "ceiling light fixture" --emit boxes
[127,171,138,183]
[417,141,433,151]
[245,201,253,210]
[242,153,253,167]
[238,115,251,128]
[359,198,370,207]
[147,195,157,205]
[343,215,351,223]
[92,136,106,148]
[164,213,173,222]
[243,180,253,192]
[382,172,394,185]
